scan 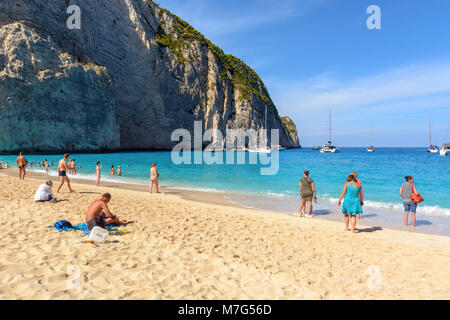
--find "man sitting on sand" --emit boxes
[85,193,123,231]
[34,181,57,202]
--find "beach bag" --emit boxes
[411,193,424,205]
[54,220,73,230]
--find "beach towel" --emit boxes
[49,221,125,235]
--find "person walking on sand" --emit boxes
[400,176,420,228]
[96,161,102,186]
[56,154,74,193]
[338,174,363,233]
[85,193,124,231]
[297,171,317,218]
[149,163,160,193]
[350,172,364,221]
[16,152,27,180]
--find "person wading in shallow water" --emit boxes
[297,171,317,218]
[400,176,420,229]
[338,174,363,233]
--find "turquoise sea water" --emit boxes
[1,148,449,235]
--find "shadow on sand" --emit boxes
[416,220,432,226]
[312,210,331,216]
[357,226,383,233]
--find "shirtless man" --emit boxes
[16,152,27,180]
[56,154,74,193]
[85,193,122,231]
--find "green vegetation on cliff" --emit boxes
[148,0,271,105]
[280,116,298,135]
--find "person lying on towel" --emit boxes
[85,193,122,231]
[34,181,57,202]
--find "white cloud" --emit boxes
[271,60,450,116]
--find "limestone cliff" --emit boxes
[0,0,300,153]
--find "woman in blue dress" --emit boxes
[338,174,364,233]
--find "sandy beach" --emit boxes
[0,169,449,300]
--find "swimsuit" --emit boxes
[59,171,66,177]
[87,214,106,231]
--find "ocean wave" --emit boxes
[326,197,450,217]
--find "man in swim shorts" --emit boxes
[16,152,27,180]
[85,193,122,231]
[56,154,74,193]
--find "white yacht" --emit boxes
[271,145,286,150]
[320,109,338,153]
[440,143,449,156]
[427,116,439,153]
[367,146,375,153]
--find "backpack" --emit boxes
[54,220,73,230]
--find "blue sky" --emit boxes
[157,0,450,147]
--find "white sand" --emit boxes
[0,172,449,299]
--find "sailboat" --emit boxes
[427,116,439,153]
[367,126,375,152]
[248,105,271,153]
[320,109,338,153]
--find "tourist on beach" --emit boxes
[117,165,122,176]
[16,152,27,180]
[149,163,160,193]
[5,162,9,168]
[44,159,49,177]
[72,159,77,175]
[297,171,316,218]
[56,154,74,193]
[110,165,115,176]
[350,172,364,221]
[85,193,122,231]
[96,161,102,186]
[338,174,363,233]
[400,176,420,228]
[34,181,57,202]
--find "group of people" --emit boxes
[33,180,123,231]
[297,171,421,233]
[0,160,10,169]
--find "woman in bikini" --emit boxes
[96,161,102,186]
[149,163,160,193]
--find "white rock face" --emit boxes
[0,0,300,153]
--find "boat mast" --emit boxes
[329,109,332,143]
[429,115,432,146]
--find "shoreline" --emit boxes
[1,169,450,299]
[1,167,446,238]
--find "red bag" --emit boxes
[411,193,424,204]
